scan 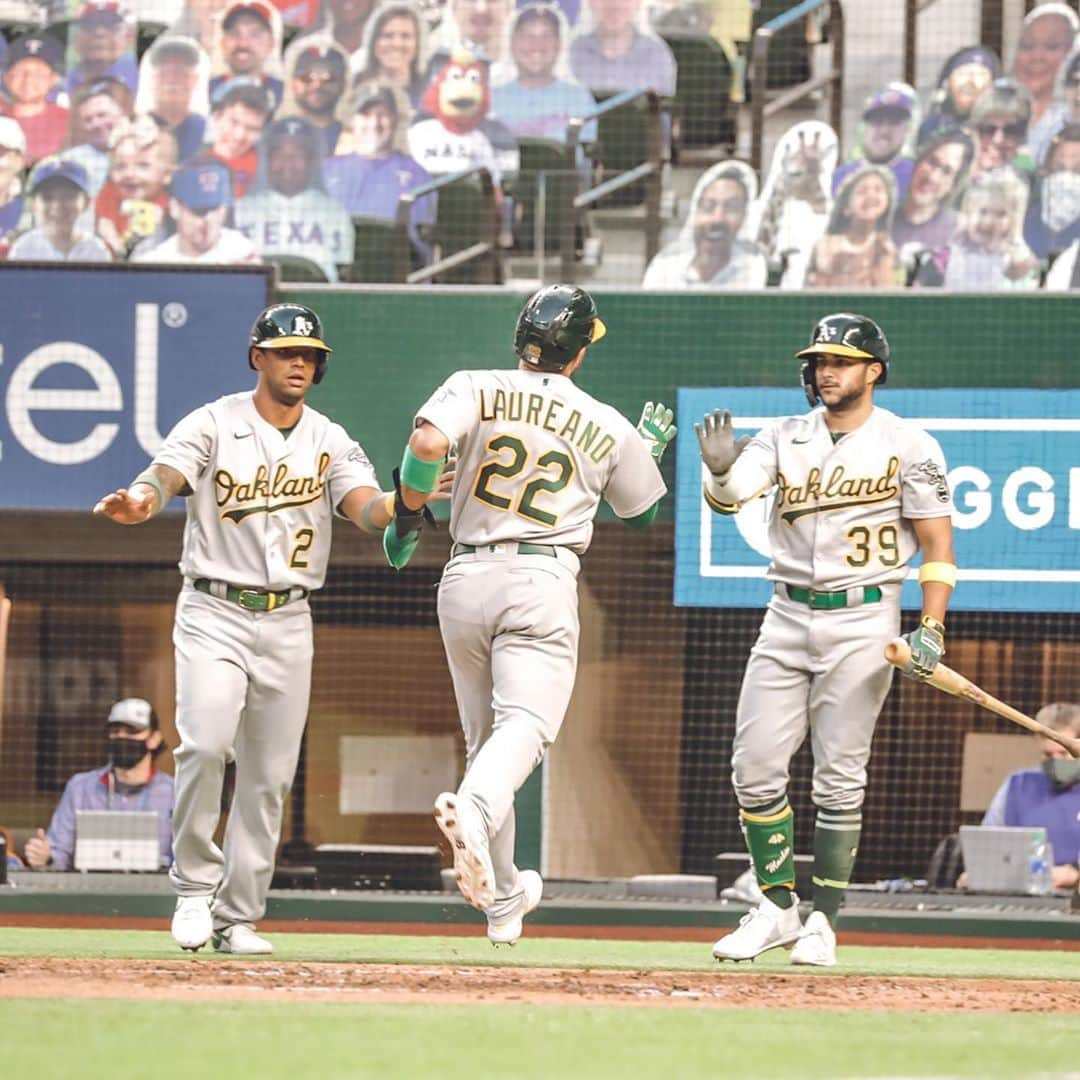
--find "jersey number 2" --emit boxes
[290,528,315,568]
[473,434,574,526]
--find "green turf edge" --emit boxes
[1,999,1076,1080]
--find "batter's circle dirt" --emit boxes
[1,957,1077,1011]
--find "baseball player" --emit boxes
[93,302,435,955]
[698,312,956,967]
[394,284,676,944]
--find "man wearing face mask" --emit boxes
[1024,123,1080,260]
[23,698,174,871]
[976,702,1080,892]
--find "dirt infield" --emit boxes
[2,955,1078,1011]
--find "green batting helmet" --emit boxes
[514,284,607,370]
[795,312,890,405]
[249,303,332,383]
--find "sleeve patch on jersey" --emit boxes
[913,459,951,502]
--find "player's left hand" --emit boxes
[383,467,437,570]
[901,616,946,680]
[430,454,456,503]
[637,401,677,463]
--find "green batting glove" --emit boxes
[637,401,677,463]
[901,616,946,680]
[382,467,436,570]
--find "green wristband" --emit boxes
[400,445,444,494]
[132,471,166,511]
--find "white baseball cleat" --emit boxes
[433,791,495,910]
[712,894,802,962]
[212,925,274,955]
[171,895,214,952]
[789,911,837,967]
[487,870,543,946]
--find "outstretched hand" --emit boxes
[93,487,156,525]
[694,409,750,477]
[636,401,677,463]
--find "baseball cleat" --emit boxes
[789,911,837,967]
[171,895,214,952]
[433,791,495,910]
[212,924,274,955]
[487,870,544,946]
[712,894,802,962]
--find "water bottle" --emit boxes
[1026,829,1054,896]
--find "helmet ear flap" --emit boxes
[800,359,819,406]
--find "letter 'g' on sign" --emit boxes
[5,343,122,465]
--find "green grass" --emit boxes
[1,927,1079,980]
[2,929,1078,1079]
[1,999,1077,1080]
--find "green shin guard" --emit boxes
[741,800,795,908]
[811,807,863,924]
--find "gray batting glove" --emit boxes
[694,409,750,477]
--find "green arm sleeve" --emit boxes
[622,502,659,529]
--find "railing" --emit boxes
[396,166,500,285]
[904,0,980,88]
[748,0,845,175]
[560,88,665,282]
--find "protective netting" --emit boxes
[1,283,1077,888]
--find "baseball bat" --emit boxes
[884,638,1080,758]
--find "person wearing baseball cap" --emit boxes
[324,80,435,251]
[281,38,349,156]
[9,156,112,260]
[133,158,260,264]
[139,35,211,164]
[66,0,139,97]
[0,117,27,248]
[0,32,68,165]
[234,114,354,279]
[832,81,919,200]
[208,0,284,111]
[22,698,174,872]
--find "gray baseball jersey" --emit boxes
[153,390,378,930]
[419,366,666,902]
[418,367,665,550]
[710,406,952,590]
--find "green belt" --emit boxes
[192,578,307,612]
[783,584,882,609]
[452,542,558,559]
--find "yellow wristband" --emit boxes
[918,561,957,587]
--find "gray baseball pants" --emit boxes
[437,547,581,899]
[169,586,312,929]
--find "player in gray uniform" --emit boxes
[698,313,956,967]
[94,302,434,955]
[392,284,676,944]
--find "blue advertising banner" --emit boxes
[675,387,1080,613]
[0,265,271,509]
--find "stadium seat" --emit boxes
[590,91,655,209]
[752,0,813,89]
[659,30,736,154]
[265,253,330,283]
[342,215,410,284]
[422,170,502,285]
[511,137,579,256]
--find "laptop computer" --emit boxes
[74,810,161,872]
[958,825,1054,894]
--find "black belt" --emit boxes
[782,584,882,609]
[192,578,308,612]
[451,542,558,558]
